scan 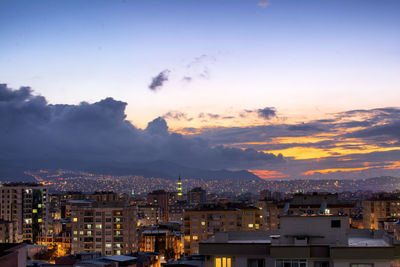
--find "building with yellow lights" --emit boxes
[362,194,400,230]
[70,201,137,256]
[0,183,49,243]
[183,203,263,255]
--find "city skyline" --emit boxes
[1,0,400,180]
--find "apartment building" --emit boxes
[256,200,280,230]
[0,220,19,243]
[147,190,170,222]
[70,201,137,256]
[363,194,400,230]
[0,183,48,243]
[257,193,356,231]
[200,215,400,267]
[279,193,355,216]
[138,223,183,260]
[183,203,263,255]
[137,204,161,226]
[187,187,207,205]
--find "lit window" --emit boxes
[96,224,102,229]
[33,209,37,213]
[80,231,84,235]
[215,257,232,267]
[38,204,42,208]
[105,243,112,248]
[73,231,78,235]
[201,221,205,226]
[87,231,92,236]
[73,217,78,222]
[73,237,78,241]
[38,218,42,223]
[192,235,198,240]
[248,224,254,228]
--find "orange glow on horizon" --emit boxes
[303,161,400,176]
[248,169,288,179]
[303,166,374,176]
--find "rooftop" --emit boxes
[348,237,390,247]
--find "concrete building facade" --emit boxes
[200,215,400,267]
[0,183,48,243]
[70,201,137,256]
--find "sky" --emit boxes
[0,0,400,180]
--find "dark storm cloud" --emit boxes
[257,107,277,120]
[338,107,400,141]
[238,107,277,120]
[347,121,400,139]
[0,84,283,170]
[162,111,192,121]
[148,69,170,91]
[288,123,322,132]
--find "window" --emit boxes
[350,265,373,267]
[276,259,307,267]
[73,217,78,222]
[215,257,232,267]
[331,220,341,228]
[248,259,265,267]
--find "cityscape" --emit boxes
[1,0,400,267]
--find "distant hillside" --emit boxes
[0,159,261,181]
[85,160,261,180]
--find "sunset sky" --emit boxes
[1,0,399,180]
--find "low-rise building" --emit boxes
[200,215,400,267]
[138,223,183,260]
[363,194,400,230]
[183,203,263,255]
[0,243,27,267]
